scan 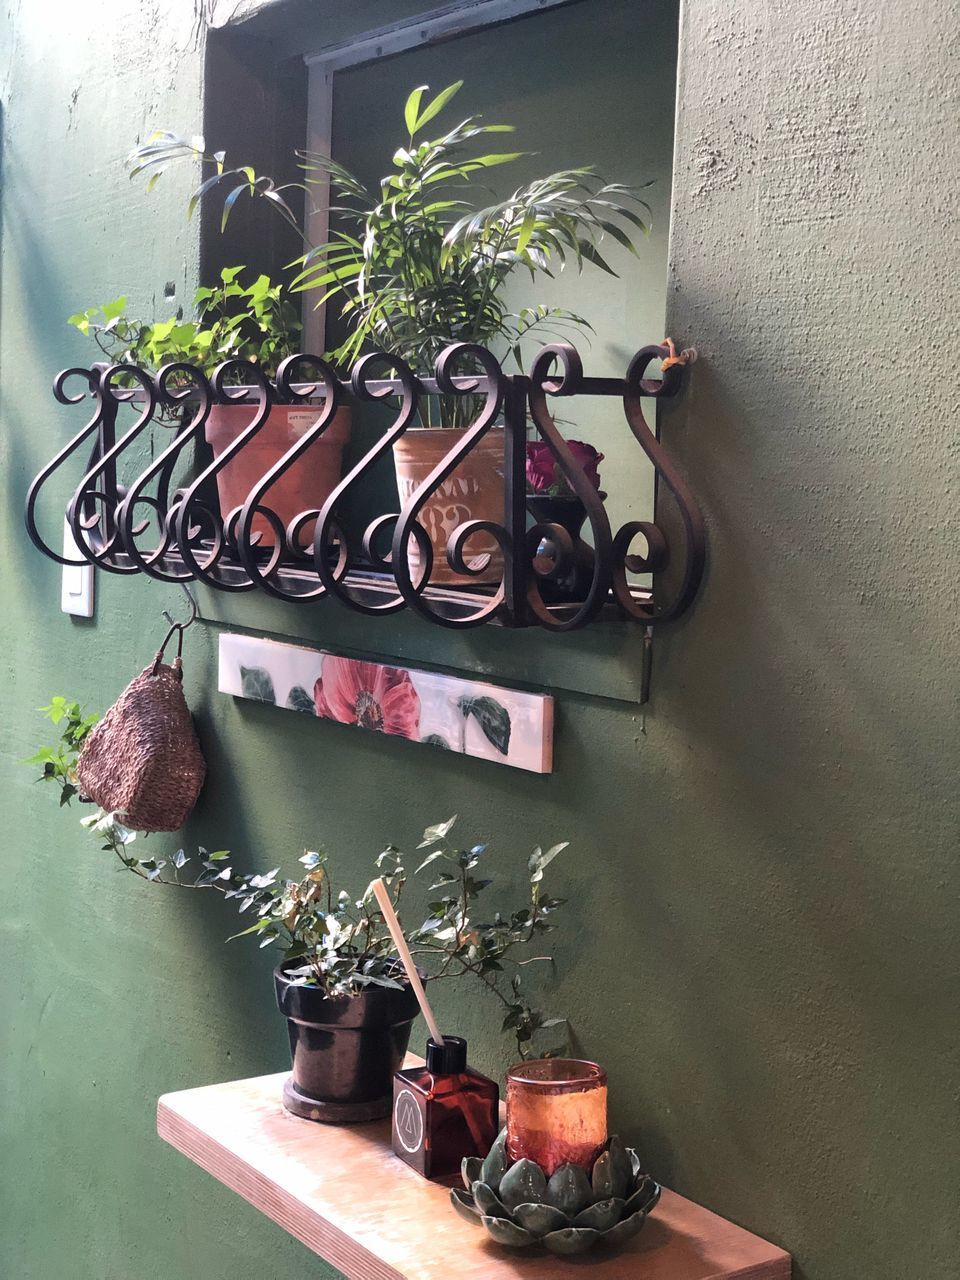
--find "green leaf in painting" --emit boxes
[421,733,451,750]
[458,696,511,755]
[285,685,315,714]
[239,665,276,704]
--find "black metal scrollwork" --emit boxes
[26,367,104,566]
[26,341,705,630]
[314,351,419,615]
[233,354,342,602]
[611,346,706,624]
[68,364,161,574]
[526,344,614,631]
[115,362,214,582]
[173,359,272,593]
[392,343,510,629]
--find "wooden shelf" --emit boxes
[157,1070,791,1280]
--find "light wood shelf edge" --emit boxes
[157,1071,791,1280]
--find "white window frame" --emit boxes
[301,0,582,351]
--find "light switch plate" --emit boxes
[61,519,95,617]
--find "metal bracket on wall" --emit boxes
[25,341,705,633]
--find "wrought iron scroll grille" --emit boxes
[25,341,705,631]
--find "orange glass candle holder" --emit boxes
[505,1058,608,1176]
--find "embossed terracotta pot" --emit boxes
[205,404,351,548]
[392,426,504,585]
[274,962,420,1124]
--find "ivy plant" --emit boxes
[27,703,568,1059]
[68,266,301,379]
[21,697,99,807]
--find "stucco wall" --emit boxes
[1,3,957,1280]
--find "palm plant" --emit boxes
[130,81,651,426]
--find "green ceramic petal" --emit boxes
[545,1163,594,1216]
[473,1181,509,1218]
[498,1158,547,1211]
[481,1129,509,1192]
[623,1176,661,1216]
[461,1156,483,1192]
[543,1227,602,1256]
[573,1197,623,1232]
[449,1188,483,1225]
[512,1202,569,1237]
[601,1208,648,1248]
[591,1149,628,1201]
[481,1215,537,1248]
[607,1136,633,1194]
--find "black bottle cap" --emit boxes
[426,1035,467,1074]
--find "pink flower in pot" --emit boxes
[313,656,421,739]
[526,439,604,496]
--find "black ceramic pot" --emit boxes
[274,963,421,1123]
[526,494,597,603]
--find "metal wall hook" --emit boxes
[156,582,200,669]
[161,581,199,632]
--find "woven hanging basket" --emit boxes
[77,641,206,833]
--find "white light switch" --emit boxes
[61,519,95,617]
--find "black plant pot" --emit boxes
[274,963,421,1123]
[526,494,597,603]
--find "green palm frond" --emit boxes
[128,82,652,399]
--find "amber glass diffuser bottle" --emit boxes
[392,1036,499,1180]
[506,1058,608,1176]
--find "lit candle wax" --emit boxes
[506,1059,607,1176]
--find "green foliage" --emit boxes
[25,705,568,1057]
[68,266,301,379]
[128,81,650,425]
[408,819,569,1058]
[21,697,99,807]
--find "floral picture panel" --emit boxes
[218,633,554,774]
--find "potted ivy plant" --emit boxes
[129,81,650,583]
[27,701,569,1122]
[69,267,351,548]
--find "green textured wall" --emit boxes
[1,5,958,1280]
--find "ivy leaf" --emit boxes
[416,849,447,874]
[458,696,511,755]
[417,816,458,849]
[285,685,314,714]
[240,665,276,704]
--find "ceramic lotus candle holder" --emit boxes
[450,1128,661,1256]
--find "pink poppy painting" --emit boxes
[218,633,553,773]
[313,657,421,739]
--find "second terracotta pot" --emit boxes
[392,426,504,586]
[205,403,352,549]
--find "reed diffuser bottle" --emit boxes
[393,1037,499,1179]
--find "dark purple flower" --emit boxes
[526,439,604,496]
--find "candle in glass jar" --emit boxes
[506,1059,607,1175]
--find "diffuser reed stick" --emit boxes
[372,878,445,1047]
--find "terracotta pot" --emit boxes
[205,403,351,548]
[392,426,504,586]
